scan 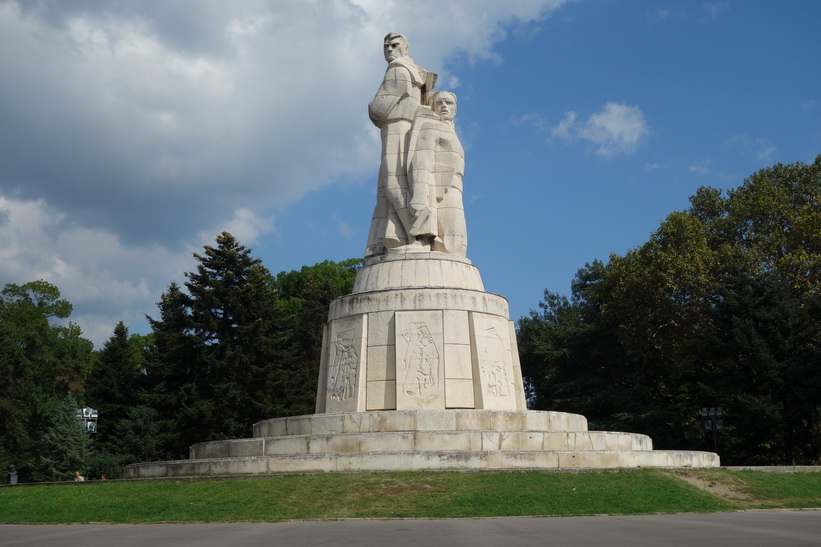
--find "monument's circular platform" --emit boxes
[123,410,719,478]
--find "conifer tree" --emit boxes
[35,393,90,481]
[146,233,284,456]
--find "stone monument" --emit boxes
[316,36,523,414]
[124,34,719,478]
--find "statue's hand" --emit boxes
[410,201,427,218]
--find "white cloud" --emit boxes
[0,0,572,346]
[552,111,578,139]
[0,195,192,342]
[512,112,547,131]
[199,208,277,249]
[552,102,650,156]
[727,133,778,164]
[688,159,712,176]
[649,8,687,24]
[702,2,730,22]
[332,214,356,240]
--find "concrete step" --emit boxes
[190,429,653,460]
[252,409,589,438]
[124,448,719,478]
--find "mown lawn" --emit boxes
[1,469,817,524]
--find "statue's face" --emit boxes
[383,36,408,62]
[433,94,457,121]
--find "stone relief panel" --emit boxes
[324,315,368,413]
[470,312,518,410]
[395,310,445,410]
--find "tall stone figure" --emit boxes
[407,91,467,256]
[365,33,434,257]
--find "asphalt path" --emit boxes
[2,511,820,546]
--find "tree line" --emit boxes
[0,235,359,481]
[518,156,820,465]
[1,157,818,481]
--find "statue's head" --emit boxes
[431,91,457,121]
[383,32,409,63]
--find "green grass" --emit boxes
[0,469,816,524]
[728,470,821,509]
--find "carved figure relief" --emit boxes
[478,326,509,397]
[400,321,440,396]
[328,329,358,401]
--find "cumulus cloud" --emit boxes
[0,195,193,343]
[552,102,650,157]
[0,0,571,345]
[512,112,547,131]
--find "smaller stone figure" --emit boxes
[406,91,467,256]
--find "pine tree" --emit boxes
[35,394,90,481]
[146,233,284,456]
[86,322,144,444]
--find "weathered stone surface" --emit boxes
[124,410,718,478]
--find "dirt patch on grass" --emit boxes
[671,470,755,505]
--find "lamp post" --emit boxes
[701,407,724,453]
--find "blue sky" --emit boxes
[1,1,819,346]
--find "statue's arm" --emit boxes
[368,66,413,127]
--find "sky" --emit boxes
[1,0,819,348]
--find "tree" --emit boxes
[84,322,153,477]
[86,322,146,443]
[271,259,361,416]
[702,269,802,464]
[0,281,93,481]
[34,393,90,481]
[519,156,821,464]
[146,233,286,457]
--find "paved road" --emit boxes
[2,510,820,546]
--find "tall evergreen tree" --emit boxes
[146,233,285,457]
[86,322,144,444]
[34,393,90,482]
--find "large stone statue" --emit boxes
[407,91,467,256]
[364,32,434,257]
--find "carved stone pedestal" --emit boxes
[316,251,526,414]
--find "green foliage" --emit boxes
[142,232,360,458]
[144,232,284,457]
[519,157,821,464]
[86,323,147,446]
[33,394,90,482]
[0,281,94,482]
[271,258,361,416]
